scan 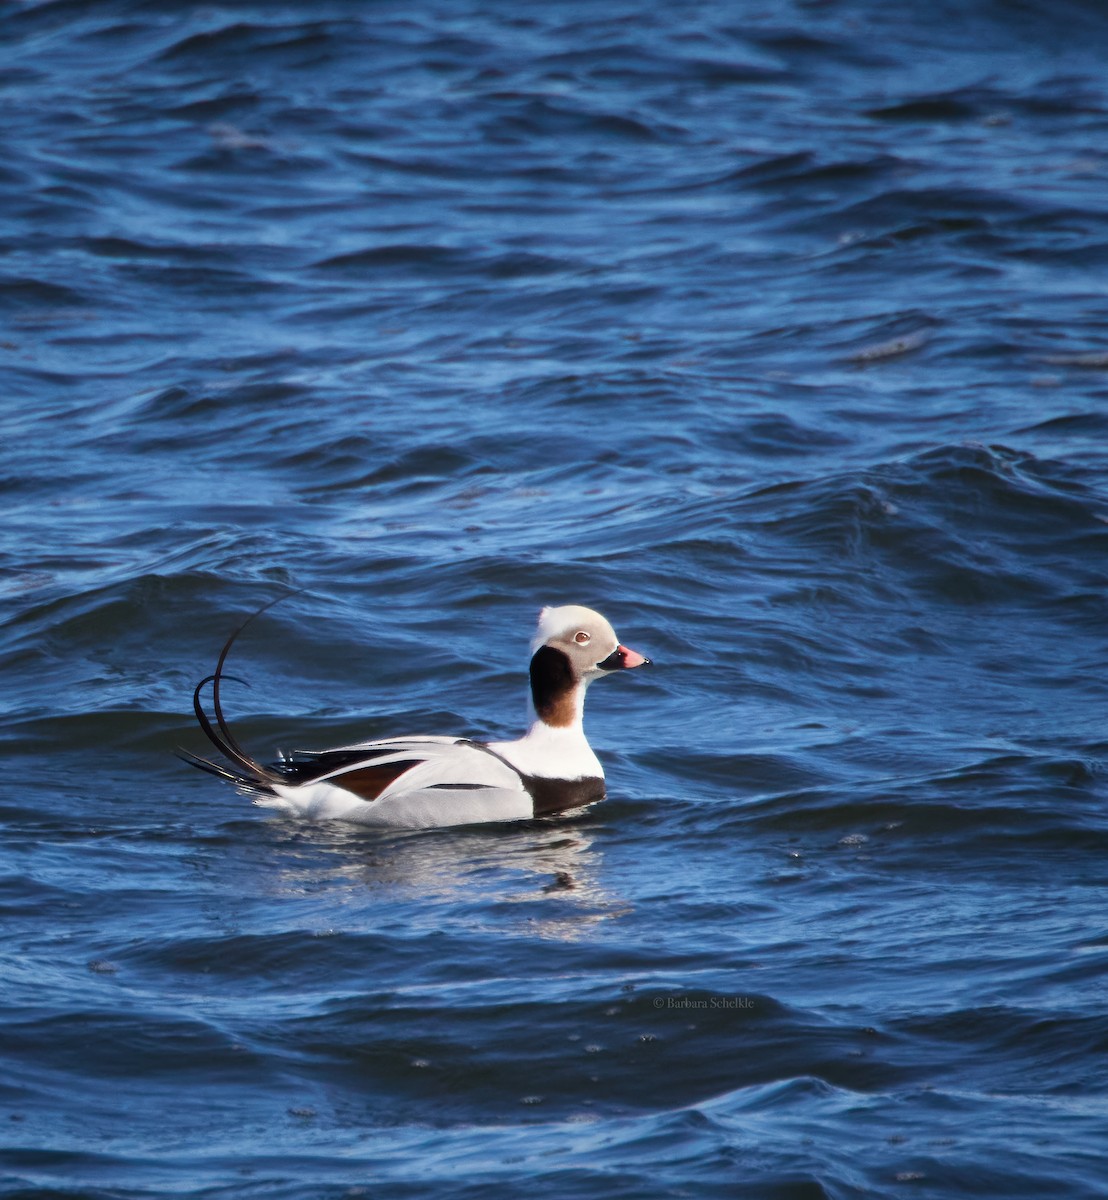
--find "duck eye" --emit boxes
[574,630,591,645]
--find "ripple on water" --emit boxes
[3,2,1108,1198]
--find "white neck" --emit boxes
[487,696,604,782]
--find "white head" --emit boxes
[528,605,650,727]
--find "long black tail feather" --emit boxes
[175,746,275,794]
[179,592,300,793]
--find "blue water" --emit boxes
[3,1,1108,1197]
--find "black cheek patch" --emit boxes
[530,645,576,726]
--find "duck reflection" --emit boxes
[263,812,630,942]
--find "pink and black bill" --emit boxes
[597,644,651,670]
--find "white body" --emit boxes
[187,603,647,829]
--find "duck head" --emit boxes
[529,605,650,727]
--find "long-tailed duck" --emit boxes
[181,602,650,828]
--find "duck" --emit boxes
[180,601,650,828]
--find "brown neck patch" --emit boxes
[530,645,578,727]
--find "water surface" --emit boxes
[3,2,1108,1197]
